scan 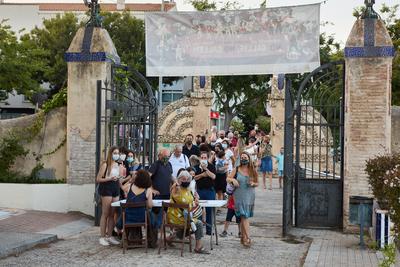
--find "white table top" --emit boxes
[111,199,227,208]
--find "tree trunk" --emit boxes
[223,109,234,131]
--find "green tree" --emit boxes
[102,12,146,74]
[26,13,80,94]
[0,20,46,99]
[188,0,216,11]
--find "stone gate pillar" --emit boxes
[343,12,395,230]
[65,27,120,185]
[269,74,285,173]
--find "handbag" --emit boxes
[226,167,238,195]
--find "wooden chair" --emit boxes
[158,201,193,257]
[121,201,148,254]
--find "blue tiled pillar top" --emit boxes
[345,18,395,58]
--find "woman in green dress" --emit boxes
[227,151,258,248]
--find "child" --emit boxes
[275,147,284,189]
[219,195,241,238]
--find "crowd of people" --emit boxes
[95,125,284,252]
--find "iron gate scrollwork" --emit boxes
[95,65,158,225]
[284,61,345,231]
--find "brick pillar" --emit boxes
[269,74,285,173]
[343,18,395,231]
[65,27,120,185]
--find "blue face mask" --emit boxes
[222,144,228,149]
[112,154,120,161]
[126,157,134,163]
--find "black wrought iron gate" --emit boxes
[94,65,158,225]
[283,61,345,233]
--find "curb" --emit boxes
[0,233,57,259]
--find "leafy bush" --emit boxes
[42,88,67,114]
[255,115,271,133]
[230,118,245,133]
[0,133,28,175]
[366,153,400,238]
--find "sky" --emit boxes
[4,0,400,46]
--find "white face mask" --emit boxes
[200,159,208,166]
[222,144,228,149]
[119,154,126,161]
[112,154,120,161]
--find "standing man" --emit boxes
[194,151,216,235]
[169,144,190,179]
[216,130,226,144]
[149,149,173,228]
[183,134,200,158]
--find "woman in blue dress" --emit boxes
[116,170,153,231]
[227,151,258,248]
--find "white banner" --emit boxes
[145,4,320,77]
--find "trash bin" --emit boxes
[349,196,373,248]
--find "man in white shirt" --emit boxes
[216,130,226,144]
[169,144,190,178]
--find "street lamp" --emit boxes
[362,0,379,19]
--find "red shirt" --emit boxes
[227,195,235,209]
[230,136,238,147]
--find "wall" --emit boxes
[392,106,400,153]
[0,107,67,179]
[0,183,94,216]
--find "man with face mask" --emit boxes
[149,149,173,228]
[183,134,200,158]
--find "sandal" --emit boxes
[243,238,251,248]
[194,247,210,254]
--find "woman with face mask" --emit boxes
[226,151,258,248]
[120,150,142,197]
[96,146,123,246]
[167,171,210,254]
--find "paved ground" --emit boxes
[0,208,92,259]
[0,180,310,267]
[0,178,393,266]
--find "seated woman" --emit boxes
[116,170,153,231]
[167,170,209,254]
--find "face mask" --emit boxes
[210,142,216,146]
[162,157,169,164]
[222,144,228,149]
[241,159,249,165]
[119,154,126,161]
[112,154,120,161]
[126,157,134,163]
[180,181,190,188]
[200,159,208,166]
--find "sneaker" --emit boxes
[219,231,227,238]
[99,237,110,246]
[107,236,120,245]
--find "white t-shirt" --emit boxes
[169,154,190,178]
[245,145,258,163]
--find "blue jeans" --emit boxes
[197,188,216,235]
[152,194,170,229]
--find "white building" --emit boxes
[0,1,177,35]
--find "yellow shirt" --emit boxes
[167,188,194,225]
